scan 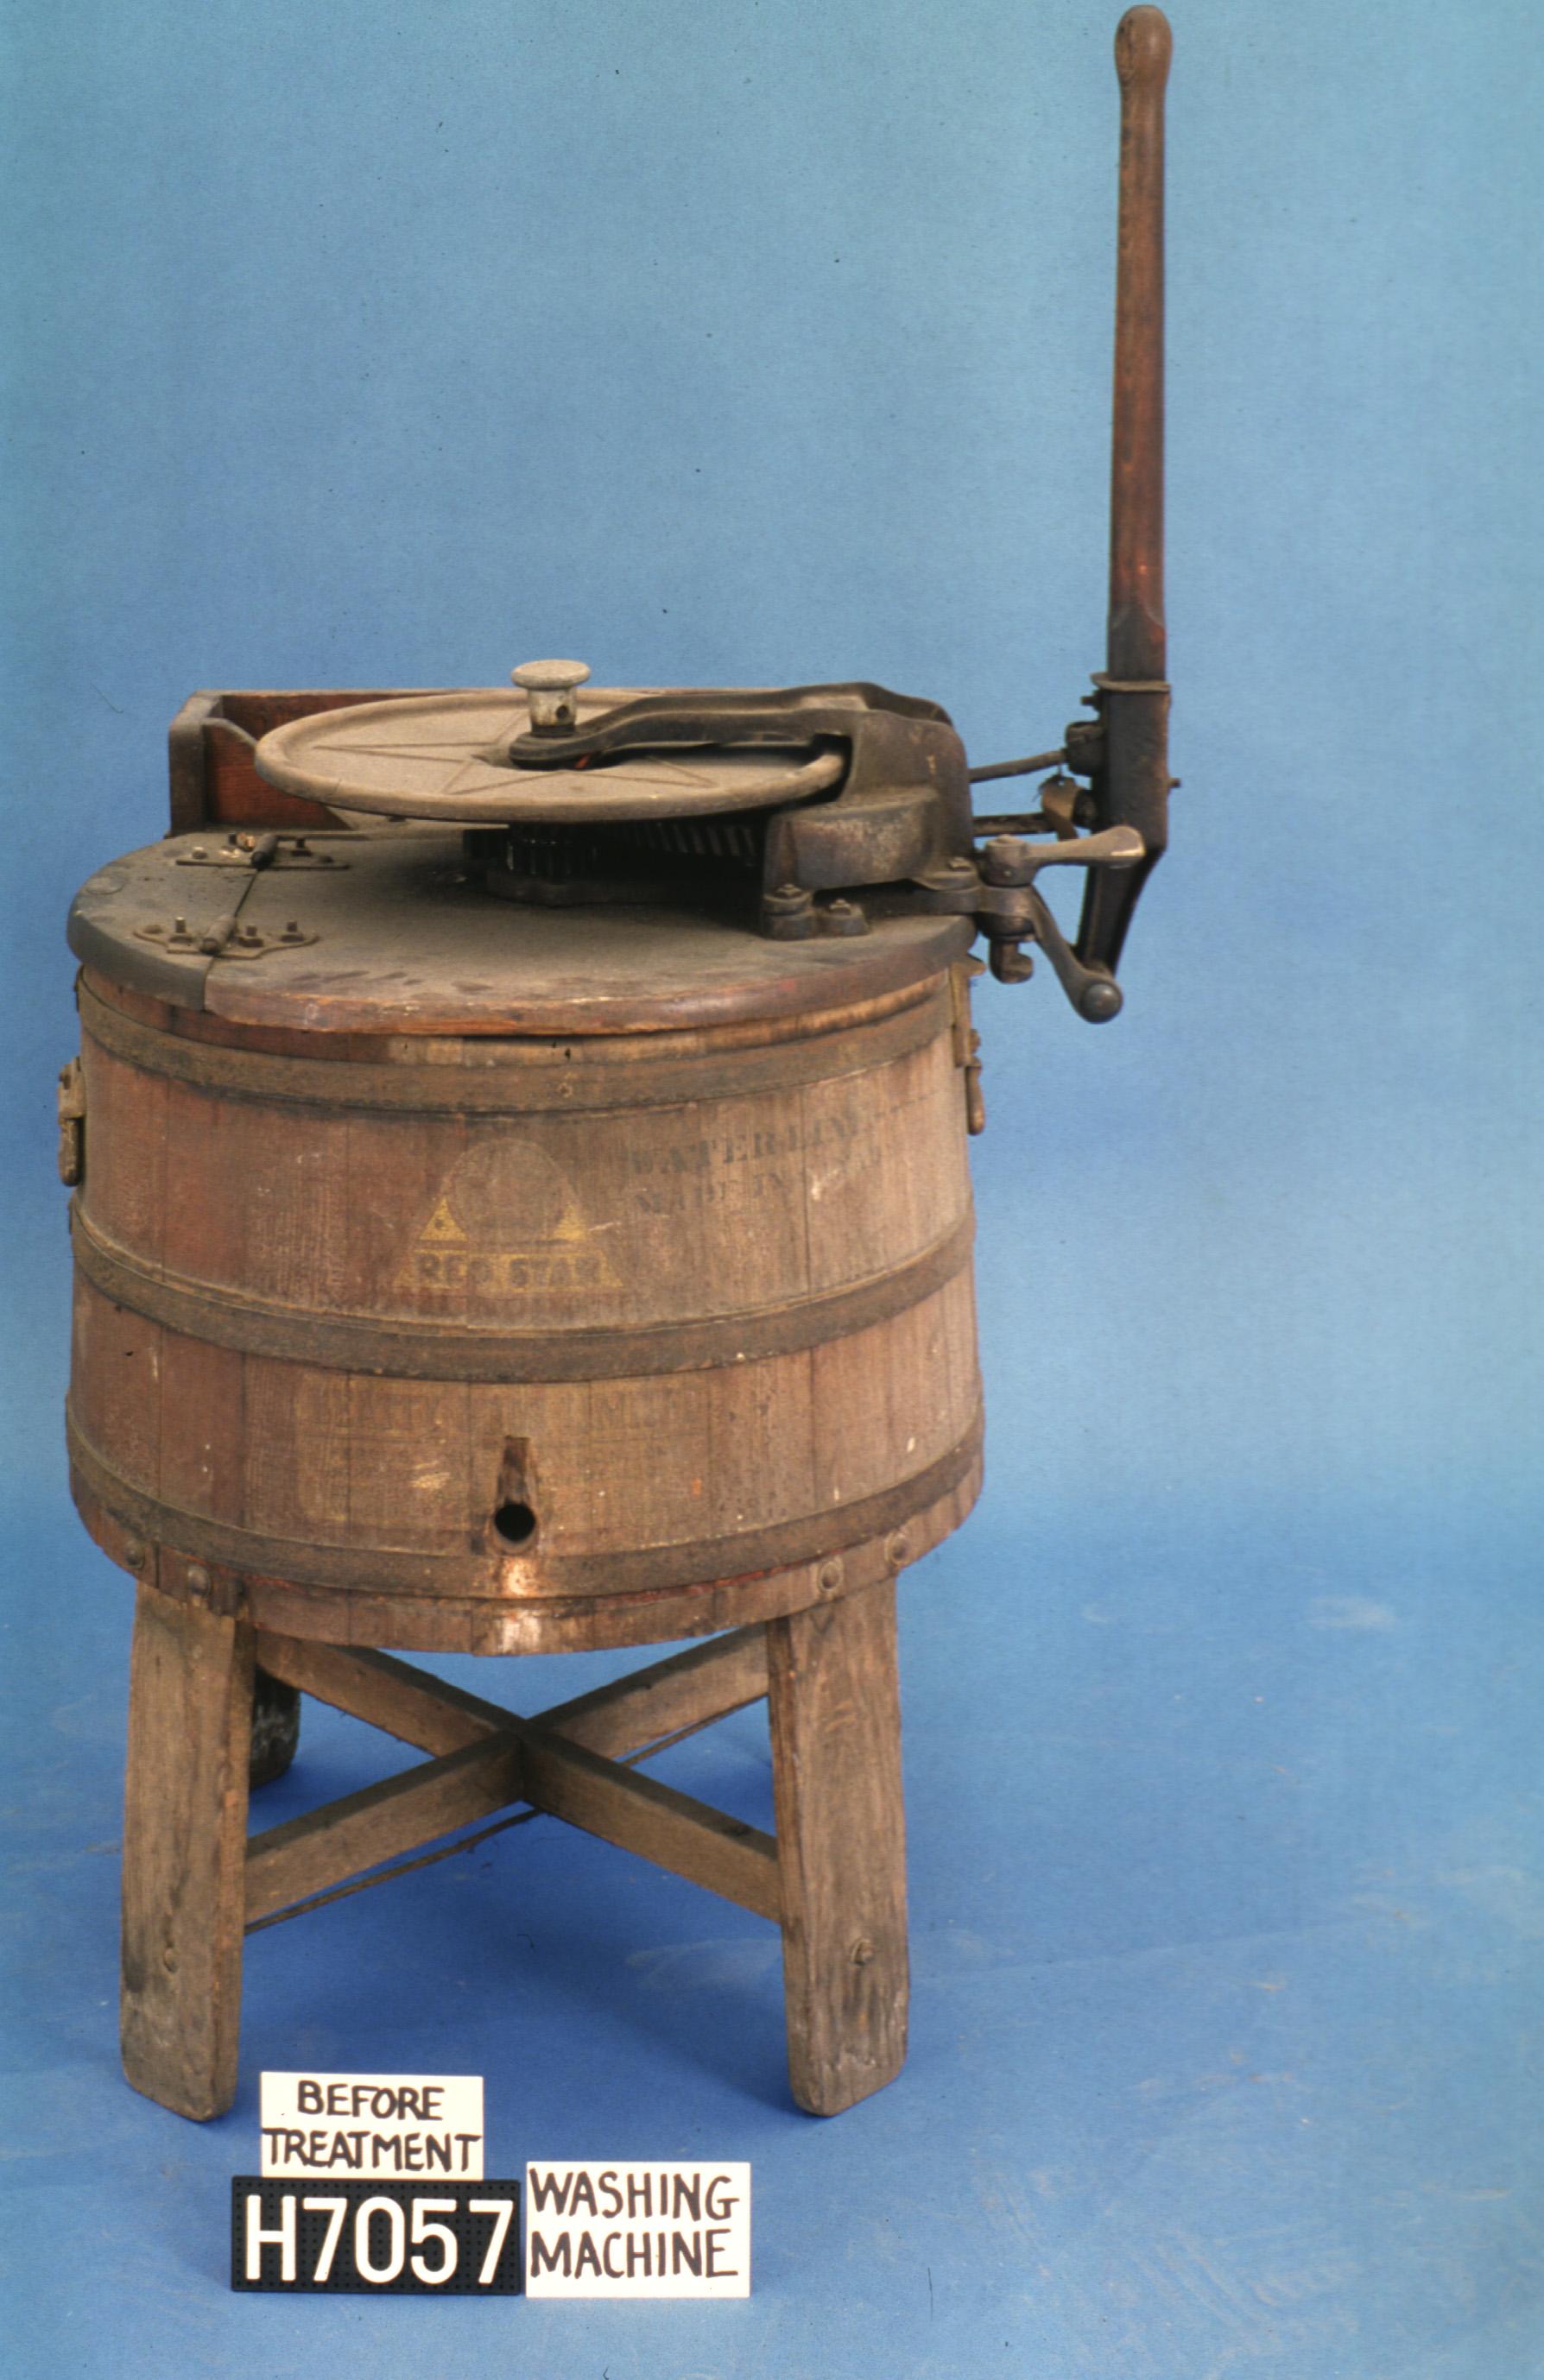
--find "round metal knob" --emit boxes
[511,660,592,735]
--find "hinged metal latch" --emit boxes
[174,831,347,871]
[949,960,987,1133]
[134,915,320,959]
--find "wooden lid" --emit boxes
[68,830,973,1036]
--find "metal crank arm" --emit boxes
[975,826,1143,1018]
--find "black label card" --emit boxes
[231,2177,522,2294]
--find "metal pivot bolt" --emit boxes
[512,660,592,736]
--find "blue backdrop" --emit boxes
[3,3,1540,2375]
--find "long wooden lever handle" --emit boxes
[1073,5,1173,986]
[1108,5,1171,685]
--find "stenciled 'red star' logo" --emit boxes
[398,1139,619,1298]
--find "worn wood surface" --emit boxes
[120,1585,254,2119]
[245,1630,776,1923]
[71,1424,981,1656]
[245,1733,528,1922]
[67,831,972,1036]
[69,958,981,1650]
[538,1627,769,1754]
[1109,4,1170,684]
[767,1579,909,2115]
[250,1627,768,1759]
[513,1727,780,1921]
[116,1588,903,2113]
[251,1636,515,1752]
[245,1693,780,1926]
[168,690,440,835]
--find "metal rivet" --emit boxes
[885,1530,911,1570]
[123,1537,146,1571]
[851,1938,876,1967]
[818,1557,844,1595]
[186,1563,211,1601]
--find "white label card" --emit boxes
[260,2072,484,2181]
[524,2161,751,2297]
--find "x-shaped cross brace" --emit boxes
[117,1580,909,2125]
[245,1628,781,1928]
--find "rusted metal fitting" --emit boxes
[1062,716,1105,777]
[57,1057,86,1184]
[762,882,816,939]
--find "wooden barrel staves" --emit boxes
[66,835,984,1656]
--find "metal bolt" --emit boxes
[173,916,188,936]
[186,1563,211,1603]
[817,1557,844,1595]
[123,1537,146,1572]
[293,837,310,854]
[827,899,855,917]
[885,1530,912,1571]
[191,845,206,858]
[945,855,975,874]
[851,1938,876,1967]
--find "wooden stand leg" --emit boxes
[767,1580,908,2116]
[120,1583,254,2119]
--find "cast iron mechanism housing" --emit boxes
[483,673,1156,1020]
